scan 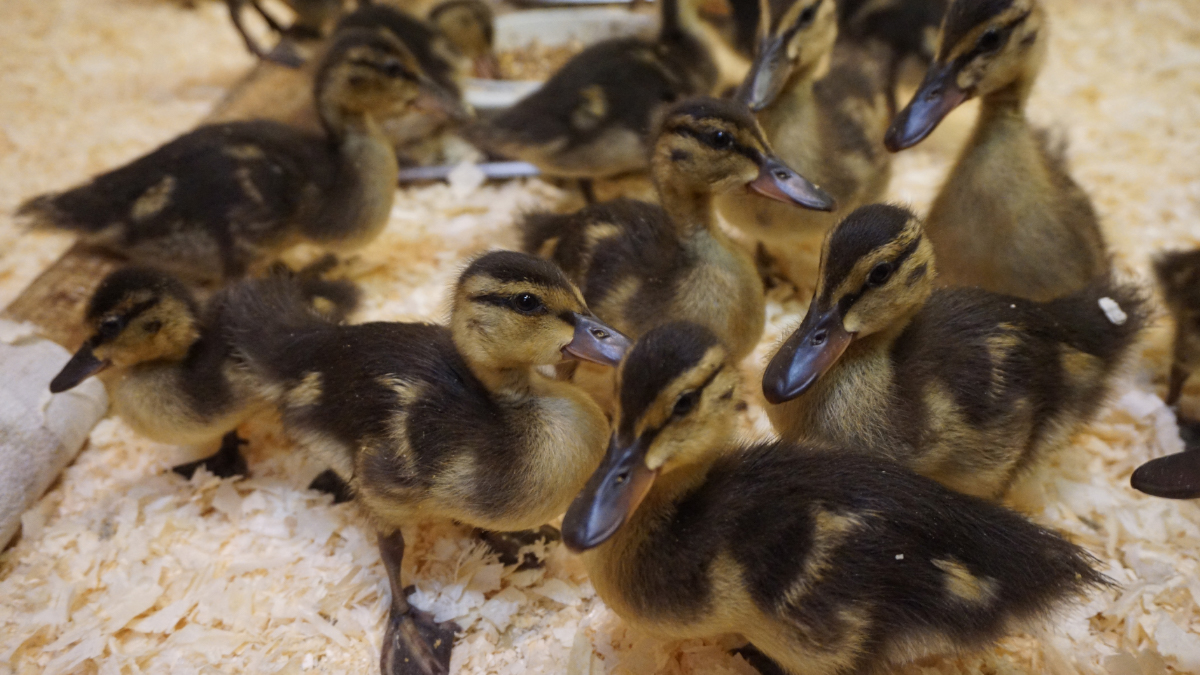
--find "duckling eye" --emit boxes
[382,60,415,81]
[709,130,734,149]
[673,391,699,417]
[511,293,545,314]
[867,262,893,287]
[98,317,123,339]
[978,28,1003,52]
[798,2,818,24]
[143,320,162,335]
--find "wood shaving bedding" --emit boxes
[1,0,1200,674]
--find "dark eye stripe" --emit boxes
[954,10,1032,65]
[95,298,158,343]
[831,235,923,314]
[672,126,761,162]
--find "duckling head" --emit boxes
[562,322,740,551]
[49,268,201,394]
[428,0,497,77]
[886,0,1046,150]
[450,251,632,373]
[763,204,935,404]
[653,98,835,212]
[740,0,839,111]
[315,28,468,135]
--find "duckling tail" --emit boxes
[1041,274,1150,364]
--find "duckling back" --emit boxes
[631,445,1108,674]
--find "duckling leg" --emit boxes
[309,468,354,504]
[578,179,598,205]
[1166,364,1188,407]
[172,431,249,479]
[473,525,560,569]
[730,645,789,675]
[378,530,459,675]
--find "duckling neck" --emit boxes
[655,179,718,238]
[307,112,399,248]
[978,77,1034,122]
[467,362,537,396]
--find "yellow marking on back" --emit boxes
[131,175,176,222]
[933,558,996,604]
[779,506,866,610]
[286,371,323,408]
[571,85,608,131]
[236,166,265,206]
[223,144,267,161]
[1060,345,1103,386]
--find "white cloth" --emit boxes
[0,320,107,548]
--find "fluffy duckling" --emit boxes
[225,251,629,675]
[716,0,892,289]
[762,204,1145,499]
[1130,250,1200,500]
[18,30,456,283]
[469,0,718,186]
[226,0,347,66]
[521,98,834,363]
[335,2,480,160]
[428,0,497,79]
[839,0,947,105]
[885,0,1107,301]
[563,321,1107,675]
[47,263,357,479]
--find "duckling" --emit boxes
[716,0,892,290]
[1129,249,1200,500]
[227,0,347,66]
[17,30,456,283]
[761,204,1145,499]
[884,0,1107,301]
[427,0,497,79]
[468,0,718,186]
[46,263,358,479]
[335,2,480,161]
[563,321,1108,675]
[520,98,834,364]
[224,250,630,675]
[838,0,947,108]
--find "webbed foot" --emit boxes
[475,525,560,569]
[381,602,458,675]
[173,431,248,479]
[1132,447,1200,499]
[309,468,354,504]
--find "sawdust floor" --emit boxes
[1,0,1200,674]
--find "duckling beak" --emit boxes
[739,37,791,112]
[1131,449,1200,500]
[49,342,110,394]
[749,156,836,212]
[562,314,632,367]
[884,62,967,152]
[762,307,853,404]
[414,77,473,123]
[562,435,658,552]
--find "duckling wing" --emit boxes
[645,446,1105,672]
[21,121,335,280]
[887,281,1146,494]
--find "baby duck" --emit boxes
[1130,249,1200,500]
[470,0,718,186]
[520,98,834,363]
[47,263,357,479]
[716,0,892,289]
[427,0,497,79]
[563,321,1107,675]
[224,251,629,675]
[838,0,948,107]
[761,204,1145,499]
[884,0,1107,301]
[18,30,454,283]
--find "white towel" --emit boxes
[0,320,108,548]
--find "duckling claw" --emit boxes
[381,605,457,675]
